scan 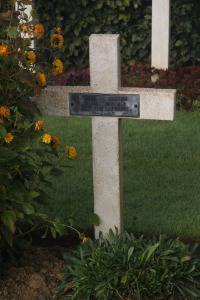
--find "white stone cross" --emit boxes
[36,34,176,238]
[151,0,170,69]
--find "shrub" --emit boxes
[56,229,200,300]
[35,0,200,67]
[0,0,77,266]
[52,64,200,111]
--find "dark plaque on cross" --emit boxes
[69,93,140,117]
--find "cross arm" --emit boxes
[35,86,176,121]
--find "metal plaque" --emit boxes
[69,93,140,117]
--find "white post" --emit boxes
[151,0,170,69]
[89,35,123,238]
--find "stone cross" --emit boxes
[36,34,176,238]
[151,0,170,69]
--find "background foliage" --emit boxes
[35,0,200,67]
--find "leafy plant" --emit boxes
[35,0,200,67]
[56,229,200,300]
[0,0,78,264]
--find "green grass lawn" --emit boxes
[41,110,200,239]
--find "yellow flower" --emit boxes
[51,135,60,148]
[34,23,45,39]
[37,72,46,87]
[0,106,10,117]
[26,51,36,65]
[52,58,63,75]
[42,133,51,144]
[82,237,89,243]
[66,146,77,159]
[0,44,9,56]
[55,27,62,34]
[35,120,44,130]
[4,133,14,143]
[50,33,64,48]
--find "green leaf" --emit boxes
[7,26,19,38]
[127,246,134,261]
[21,202,35,215]
[142,243,160,262]
[1,224,13,247]
[144,14,151,20]
[12,141,31,152]
[0,125,6,138]
[54,223,68,236]
[23,191,40,201]
[175,40,183,47]
[93,25,101,33]
[121,274,127,284]
[41,227,48,239]
[50,227,57,239]
[0,147,17,161]
[1,209,17,233]
[96,1,103,9]
[88,213,100,226]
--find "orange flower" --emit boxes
[52,59,63,75]
[42,133,51,144]
[66,146,77,159]
[4,133,14,143]
[51,135,60,148]
[50,34,64,48]
[26,51,36,65]
[34,23,45,39]
[82,237,89,243]
[35,120,44,130]
[37,72,46,87]
[0,117,3,123]
[0,44,9,56]
[0,106,10,117]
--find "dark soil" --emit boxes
[0,235,199,300]
[0,244,66,300]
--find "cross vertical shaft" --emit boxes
[151,0,170,69]
[89,34,123,238]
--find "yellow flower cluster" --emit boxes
[37,72,46,87]
[42,133,60,148]
[50,33,64,49]
[0,105,10,117]
[35,120,44,130]
[42,133,51,144]
[34,23,45,39]
[0,44,9,56]
[27,51,36,65]
[4,133,14,144]
[52,59,63,75]
[66,146,77,159]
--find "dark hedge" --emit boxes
[35,0,200,67]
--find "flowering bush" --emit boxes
[0,0,77,260]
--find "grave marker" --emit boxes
[151,0,171,69]
[36,34,176,238]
